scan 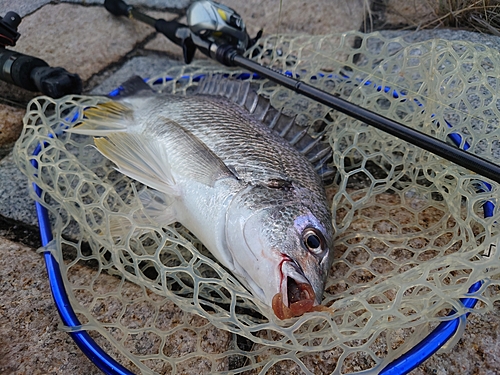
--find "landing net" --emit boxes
[14,31,500,374]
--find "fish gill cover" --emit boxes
[14,31,500,374]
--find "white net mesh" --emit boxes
[14,31,500,374]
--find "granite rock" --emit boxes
[379,27,500,48]
[61,0,191,9]
[1,3,178,104]
[383,0,437,29]
[0,152,37,226]
[217,0,367,37]
[89,55,183,95]
[0,0,50,17]
[0,104,25,158]
[0,238,101,374]
[11,3,156,82]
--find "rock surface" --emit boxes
[0,0,50,17]
[12,4,163,82]
[89,55,183,96]
[0,153,35,226]
[211,0,367,38]
[0,238,100,374]
[0,104,24,158]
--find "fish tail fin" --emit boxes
[67,101,133,135]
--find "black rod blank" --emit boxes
[232,54,500,184]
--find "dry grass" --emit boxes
[423,0,500,35]
[381,0,500,35]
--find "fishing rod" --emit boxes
[0,11,82,98]
[104,0,500,184]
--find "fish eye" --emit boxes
[302,228,324,255]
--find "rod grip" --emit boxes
[0,49,47,91]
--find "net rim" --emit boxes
[31,142,135,375]
[29,73,488,375]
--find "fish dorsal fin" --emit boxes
[113,75,154,98]
[197,75,335,182]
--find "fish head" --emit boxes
[226,194,333,319]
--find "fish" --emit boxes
[68,75,335,320]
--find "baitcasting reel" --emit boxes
[104,0,260,65]
[187,0,254,54]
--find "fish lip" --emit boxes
[279,258,313,308]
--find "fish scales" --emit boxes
[70,78,334,319]
[156,97,318,179]
[148,95,329,210]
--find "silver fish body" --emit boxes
[70,79,334,318]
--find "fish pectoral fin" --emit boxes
[137,188,177,226]
[161,117,234,186]
[67,101,133,135]
[94,132,180,197]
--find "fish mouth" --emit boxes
[271,259,317,320]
